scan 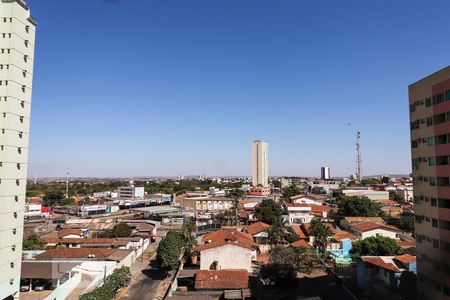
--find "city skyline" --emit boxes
[26,1,450,177]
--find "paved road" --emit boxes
[120,238,168,300]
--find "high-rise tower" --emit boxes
[409,66,450,300]
[0,0,36,298]
[252,140,268,187]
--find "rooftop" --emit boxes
[243,222,270,236]
[195,270,249,290]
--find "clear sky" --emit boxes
[27,0,450,178]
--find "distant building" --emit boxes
[321,166,331,180]
[252,140,268,187]
[0,1,37,298]
[117,185,145,199]
[342,189,389,201]
[249,186,270,197]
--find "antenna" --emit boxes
[356,131,362,182]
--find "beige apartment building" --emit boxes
[409,66,450,300]
[252,139,268,187]
[0,0,36,298]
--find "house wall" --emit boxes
[200,244,252,272]
[360,229,399,240]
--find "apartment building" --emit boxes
[252,139,268,187]
[0,0,36,298]
[409,66,450,300]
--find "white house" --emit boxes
[348,223,401,240]
[195,242,254,272]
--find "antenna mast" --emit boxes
[356,131,362,182]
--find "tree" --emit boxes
[350,236,404,260]
[226,189,245,226]
[182,219,197,260]
[282,184,301,200]
[259,245,321,286]
[97,223,132,238]
[293,246,322,275]
[337,196,385,217]
[157,231,184,271]
[397,271,417,300]
[388,213,414,233]
[254,199,283,224]
[23,235,45,250]
[259,246,297,287]
[268,217,289,245]
[80,267,131,300]
[310,219,333,256]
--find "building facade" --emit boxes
[252,139,268,187]
[0,1,36,298]
[321,166,331,180]
[409,66,450,300]
[117,185,145,199]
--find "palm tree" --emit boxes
[182,218,197,260]
[268,217,289,246]
[226,189,245,226]
[310,219,333,257]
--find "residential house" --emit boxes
[348,223,401,240]
[243,222,270,252]
[356,254,417,289]
[340,217,385,231]
[328,239,353,266]
[284,203,331,224]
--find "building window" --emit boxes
[24,55,28,63]
[10,262,14,268]
[432,218,438,228]
[20,101,24,108]
[13,212,17,218]
[12,228,16,234]
[15,179,19,186]
[18,132,22,139]
[19,116,23,123]
[433,239,440,248]
[24,40,28,47]
[14,195,18,202]
[25,25,29,33]
[11,245,15,251]
[22,70,26,77]
[18,147,21,154]
[431,198,437,206]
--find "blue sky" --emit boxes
[27,0,450,178]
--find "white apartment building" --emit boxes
[118,185,145,199]
[0,0,36,298]
[252,139,268,187]
[321,166,331,180]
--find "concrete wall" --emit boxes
[43,272,81,300]
[200,244,252,271]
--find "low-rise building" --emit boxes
[248,186,270,197]
[283,203,331,224]
[356,254,417,289]
[342,189,389,201]
[348,223,401,240]
[195,270,249,290]
[182,196,234,212]
[340,217,385,231]
[117,185,145,199]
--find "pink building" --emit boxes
[249,186,271,196]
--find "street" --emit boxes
[120,237,172,300]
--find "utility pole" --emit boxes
[356,131,362,182]
[65,171,70,199]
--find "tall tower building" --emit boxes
[409,66,450,300]
[252,140,268,187]
[0,1,36,298]
[321,166,331,180]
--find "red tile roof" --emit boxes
[284,203,331,212]
[243,222,270,236]
[395,254,416,264]
[195,241,254,252]
[199,229,259,251]
[361,257,400,272]
[396,240,415,248]
[291,240,313,248]
[351,222,401,233]
[195,270,249,290]
[33,248,131,261]
[343,217,385,224]
[290,224,307,239]
[302,222,336,236]
[332,231,358,241]
[57,229,83,238]
[256,254,269,264]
